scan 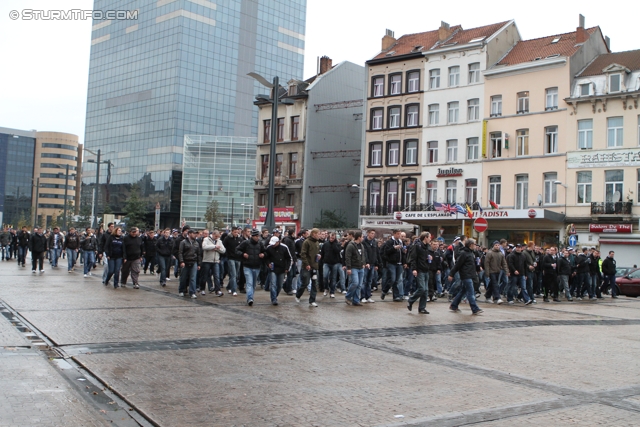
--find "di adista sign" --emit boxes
[398,209,547,221]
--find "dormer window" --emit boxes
[580,83,591,96]
[609,74,621,93]
[551,37,561,44]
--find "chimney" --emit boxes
[576,14,588,44]
[438,21,453,42]
[319,56,332,74]
[381,29,396,52]
[605,36,611,50]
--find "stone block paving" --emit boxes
[0,312,31,347]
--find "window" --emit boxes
[277,118,284,142]
[287,193,295,206]
[516,129,529,156]
[428,141,438,163]
[515,175,528,209]
[291,116,299,140]
[445,180,457,204]
[468,63,480,84]
[371,109,383,130]
[580,83,591,96]
[289,153,298,178]
[263,120,271,143]
[465,179,477,203]
[386,180,398,210]
[578,119,593,149]
[467,98,479,121]
[491,95,502,117]
[429,69,440,89]
[428,104,439,125]
[446,140,458,162]
[275,153,283,175]
[489,176,501,204]
[466,137,479,161]
[605,170,624,202]
[389,74,402,95]
[447,102,459,124]
[41,143,76,151]
[368,180,381,208]
[388,106,401,129]
[637,169,640,203]
[490,132,502,158]
[40,153,77,161]
[545,126,558,153]
[607,117,623,147]
[543,172,558,204]
[372,76,384,97]
[638,116,640,146]
[425,181,437,204]
[258,194,266,206]
[545,87,558,110]
[577,171,592,204]
[387,141,400,166]
[370,142,382,167]
[406,105,419,127]
[609,74,621,93]
[403,179,417,207]
[261,155,269,178]
[404,140,418,165]
[407,71,420,92]
[517,91,529,113]
[448,66,460,87]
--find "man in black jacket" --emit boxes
[543,247,560,302]
[17,226,30,267]
[121,227,143,289]
[381,229,406,302]
[80,228,98,276]
[320,232,342,298]
[575,247,592,300]
[99,223,114,282]
[281,229,297,295]
[178,228,201,298]
[407,232,431,314]
[155,229,173,287]
[601,251,618,298]
[557,248,574,301]
[236,229,265,306]
[264,236,292,305]
[63,227,81,273]
[142,230,157,275]
[28,227,47,273]
[223,227,243,295]
[589,249,603,299]
[172,226,189,278]
[427,240,443,301]
[447,238,483,314]
[506,244,532,305]
[362,230,380,303]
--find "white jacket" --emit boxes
[201,236,226,263]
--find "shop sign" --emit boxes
[567,149,640,169]
[589,223,632,233]
[361,219,411,227]
[398,209,549,221]
[436,167,463,177]
[258,207,294,221]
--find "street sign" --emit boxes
[569,235,578,247]
[154,202,160,231]
[473,217,488,233]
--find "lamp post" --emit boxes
[33,178,40,229]
[553,180,568,214]
[86,150,115,229]
[247,72,294,231]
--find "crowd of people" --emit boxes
[1,224,623,313]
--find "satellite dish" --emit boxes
[612,191,621,202]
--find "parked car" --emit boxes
[615,267,634,277]
[615,268,640,297]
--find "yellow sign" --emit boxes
[481,120,487,158]
[464,221,472,238]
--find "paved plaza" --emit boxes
[1,259,640,426]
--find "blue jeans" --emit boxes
[50,247,61,266]
[226,259,240,293]
[450,278,481,313]
[323,263,341,295]
[243,267,260,303]
[179,263,198,295]
[83,251,96,275]
[362,266,374,300]
[18,246,27,265]
[498,269,509,295]
[269,272,285,303]
[605,274,617,296]
[0,245,8,260]
[409,271,429,311]
[296,268,317,303]
[200,262,221,292]
[106,258,123,286]
[346,268,364,304]
[509,274,530,303]
[384,264,404,299]
[157,255,171,284]
[66,249,77,271]
[486,272,501,301]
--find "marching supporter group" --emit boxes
[1,224,625,312]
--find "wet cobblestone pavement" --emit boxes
[1,260,640,426]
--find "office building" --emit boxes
[0,127,36,228]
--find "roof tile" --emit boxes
[578,49,640,77]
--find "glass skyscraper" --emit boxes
[0,127,36,228]
[83,0,306,227]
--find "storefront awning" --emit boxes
[397,209,565,224]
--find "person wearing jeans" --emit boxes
[155,229,173,287]
[448,238,483,314]
[63,228,80,272]
[264,236,292,305]
[235,229,266,305]
[506,244,531,304]
[345,231,368,306]
[178,229,201,297]
[557,249,573,301]
[381,230,406,301]
[47,227,64,268]
[80,228,98,276]
[407,232,432,314]
[295,228,321,306]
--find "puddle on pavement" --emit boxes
[52,358,74,370]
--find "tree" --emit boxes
[203,200,225,229]
[72,205,92,230]
[313,209,355,229]
[123,184,148,230]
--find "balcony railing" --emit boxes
[360,201,480,216]
[591,202,633,215]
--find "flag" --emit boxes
[465,204,474,220]
[489,200,499,209]
[455,204,467,215]
[433,202,446,212]
[478,203,483,214]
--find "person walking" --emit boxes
[264,236,292,305]
[235,229,265,306]
[542,247,560,302]
[447,238,483,315]
[201,229,226,296]
[295,228,320,307]
[47,227,64,268]
[320,232,342,298]
[484,241,508,304]
[344,231,368,306]
[0,227,11,261]
[381,229,406,302]
[223,227,243,296]
[178,229,201,298]
[28,227,47,273]
[557,249,574,301]
[17,226,30,267]
[121,227,143,289]
[601,251,618,298]
[142,230,158,275]
[155,229,173,287]
[80,228,98,277]
[506,244,532,305]
[104,227,124,288]
[63,227,81,273]
[407,232,431,314]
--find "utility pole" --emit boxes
[265,76,279,231]
[91,149,101,229]
[33,178,40,228]
[63,164,69,231]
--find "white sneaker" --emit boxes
[323,290,327,296]
[309,302,318,307]
[497,299,503,305]
[403,296,409,300]
[232,292,237,296]
[228,289,232,294]
[84,274,88,277]
[179,292,185,297]
[330,294,335,298]
[166,277,171,281]
[367,298,375,303]
[361,299,368,304]
[191,294,197,299]
[40,270,45,274]
[485,298,493,303]
[295,297,301,303]
[32,270,36,273]
[89,272,92,276]
[342,290,347,294]
[200,291,205,295]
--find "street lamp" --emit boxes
[247,72,294,230]
[553,180,569,215]
[85,149,115,229]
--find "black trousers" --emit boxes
[543,273,558,298]
[31,251,44,271]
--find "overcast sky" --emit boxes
[1,0,637,144]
